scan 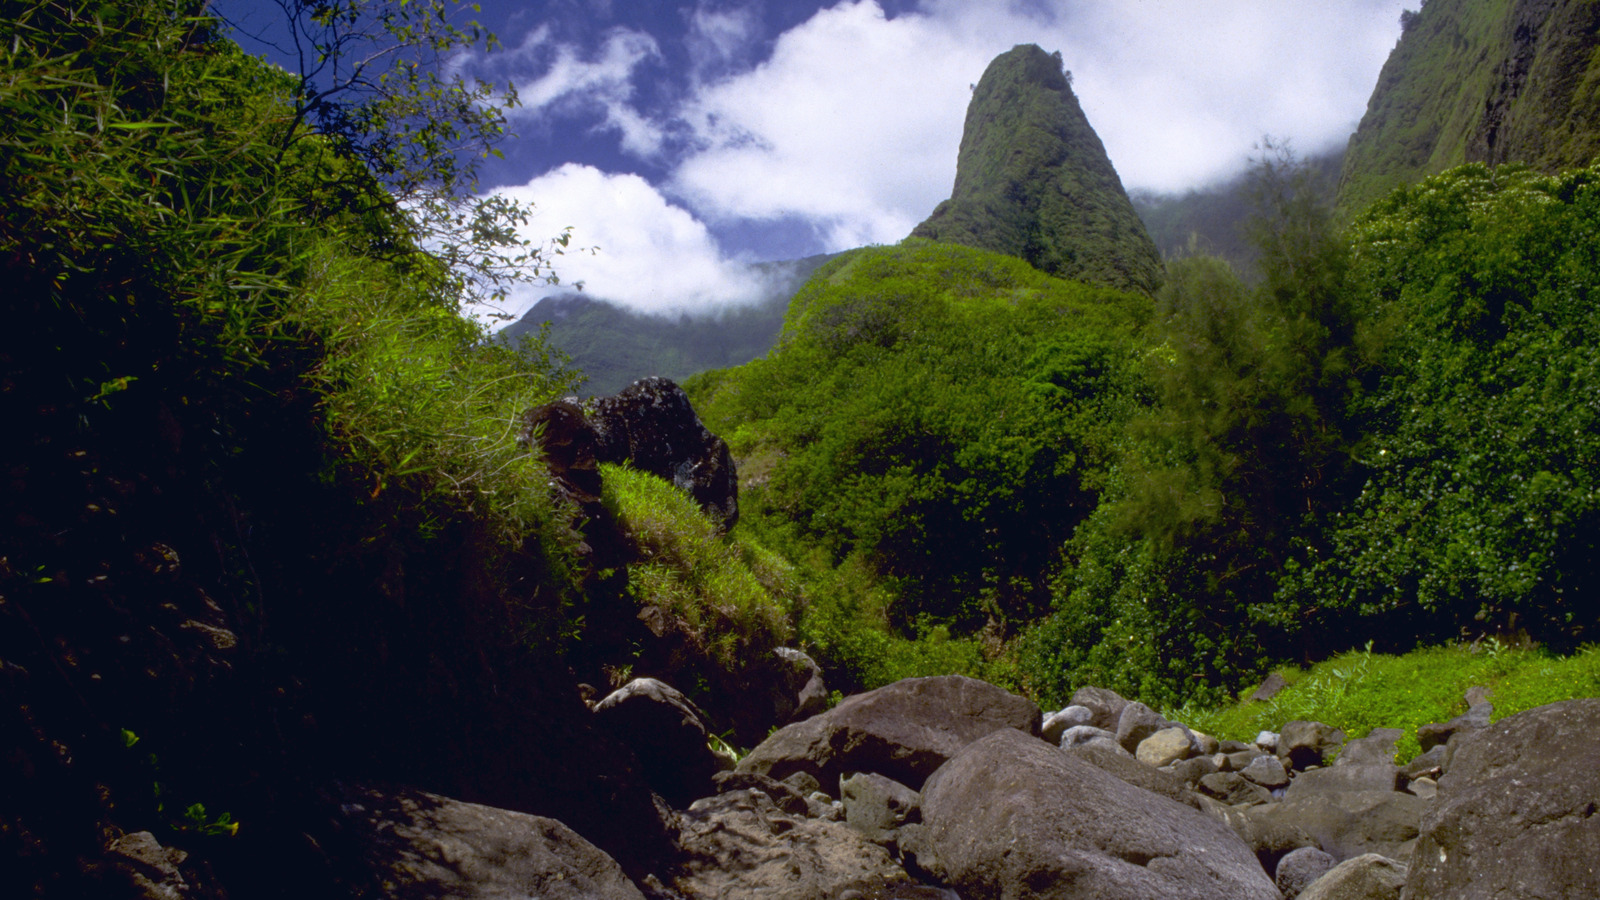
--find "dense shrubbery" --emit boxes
[687,240,1149,689]
[696,152,1600,710]
[1280,163,1600,649]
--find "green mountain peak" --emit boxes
[911,44,1163,295]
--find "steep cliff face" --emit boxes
[1339,0,1600,213]
[911,44,1163,296]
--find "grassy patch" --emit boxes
[601,462,799,670]
[1172,642,1600,762]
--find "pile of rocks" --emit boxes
[313,673,1599,900]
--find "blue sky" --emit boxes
[220,0,1413,319]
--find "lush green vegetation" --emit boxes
[687,240,1151,691]
[911,44,1163,296]
[599,462,799,690]
[692,151,1600,713]
[1177,642,1600,764]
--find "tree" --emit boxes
[217,0,567,309]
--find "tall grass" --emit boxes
[600,462,799,677]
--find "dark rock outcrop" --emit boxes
[521,376,737,532]
[911,44,1162,295]
[329,786,647,900]
[918,729,1280,900]
[1404,698,1600,899]
[589,376,738,530]
[735,675,1041,793]
[593,678,720,807]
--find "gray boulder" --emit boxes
[1337,728,1402,767]
[841,771,921,847]
[1286,764,1402,799]
[1299,853,1406,900]
[1070,685,1131,731]
[1415,701,1492,753]
[1244,791,1427,862]
[1065,742,1203,810]
[593,677,719,806]
[1241,754,1290,790]
[1041,705,1094,744]
[1199,771,1275,806]
[920,729,1279,899]
[736,675,1040,793]
[674,788,911,899]
[711,770,814,815]
[332,786,645,900]
[1172,755,1219,786]
[1116,701,1171,753]
[1401,745,1447,781]
[1277,846,1337,900]
[774,646,829,724]
[1249,671,1290,703]
[1059,724,1128,754]
[1279,721,1346,770]
[1404,698,1600,899]
[1136,726,1194,767]
[1226,749,1265,772]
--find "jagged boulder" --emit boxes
[1279,720,1347,770]
[521,377,738,534]
[735,675,1040,793]
[1277,846,1337,900]
[1299,853,1407,900]
[592,678,719,807]
[1404,698,1600,899]
[672,788,911,899]
[329,786,646,900]
[918,729,1279,899]
[1066,743,1203,810]
[589,376,738,530]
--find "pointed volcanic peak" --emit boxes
[912,44,1163,296]
[1340,0,1600,213]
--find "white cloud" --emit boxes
[482,164,775,321]
[666,0,1409,251]
[686,3,763,80]
[671,1,986,250]
[498,25,666,156]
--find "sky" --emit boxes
[220,0,1415,320]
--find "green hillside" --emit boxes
[912,44,1163,296]
[686,240,1150,689]
[1339,0,1600,212]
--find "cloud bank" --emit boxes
[488,164,775,318]
[472,0,1410,320]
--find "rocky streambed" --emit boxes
[105,673,1600,899]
